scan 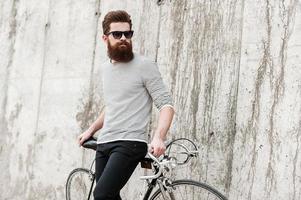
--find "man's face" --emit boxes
[102,22,134,63]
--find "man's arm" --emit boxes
[141,60,175,156]
[77,110,105,146]
[150,106,175,157]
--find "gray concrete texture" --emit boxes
[0,0,300,199]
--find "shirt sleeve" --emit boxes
[142,60,174,111]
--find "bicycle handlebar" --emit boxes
[140,148,199,180]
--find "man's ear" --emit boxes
[102,35,108,44]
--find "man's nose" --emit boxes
[120,34,126,41]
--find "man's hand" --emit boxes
[77,129,93,146]
[149,136,166,157]
[149,106,174,157]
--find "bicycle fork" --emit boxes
[157,179,176,200]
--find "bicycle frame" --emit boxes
[142,178,159,200]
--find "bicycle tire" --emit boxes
[149,179,227,200]
[66,168,95,200]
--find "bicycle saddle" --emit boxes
[82,137,97,151]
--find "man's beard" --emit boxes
[107,40,134,63]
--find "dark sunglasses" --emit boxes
[106,30,134,39]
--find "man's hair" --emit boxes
[102,10,132,35]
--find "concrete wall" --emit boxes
[0,0,300,199]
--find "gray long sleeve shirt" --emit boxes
[97,53,174,144]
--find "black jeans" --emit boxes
[93,141,148,200]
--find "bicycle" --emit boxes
[66,137,228,200]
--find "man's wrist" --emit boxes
[153,130,166,141]
[87,125,96,136]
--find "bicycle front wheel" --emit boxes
[66,168,95,200]
[150,179,227,200]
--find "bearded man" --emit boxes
[77,10,174,200]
